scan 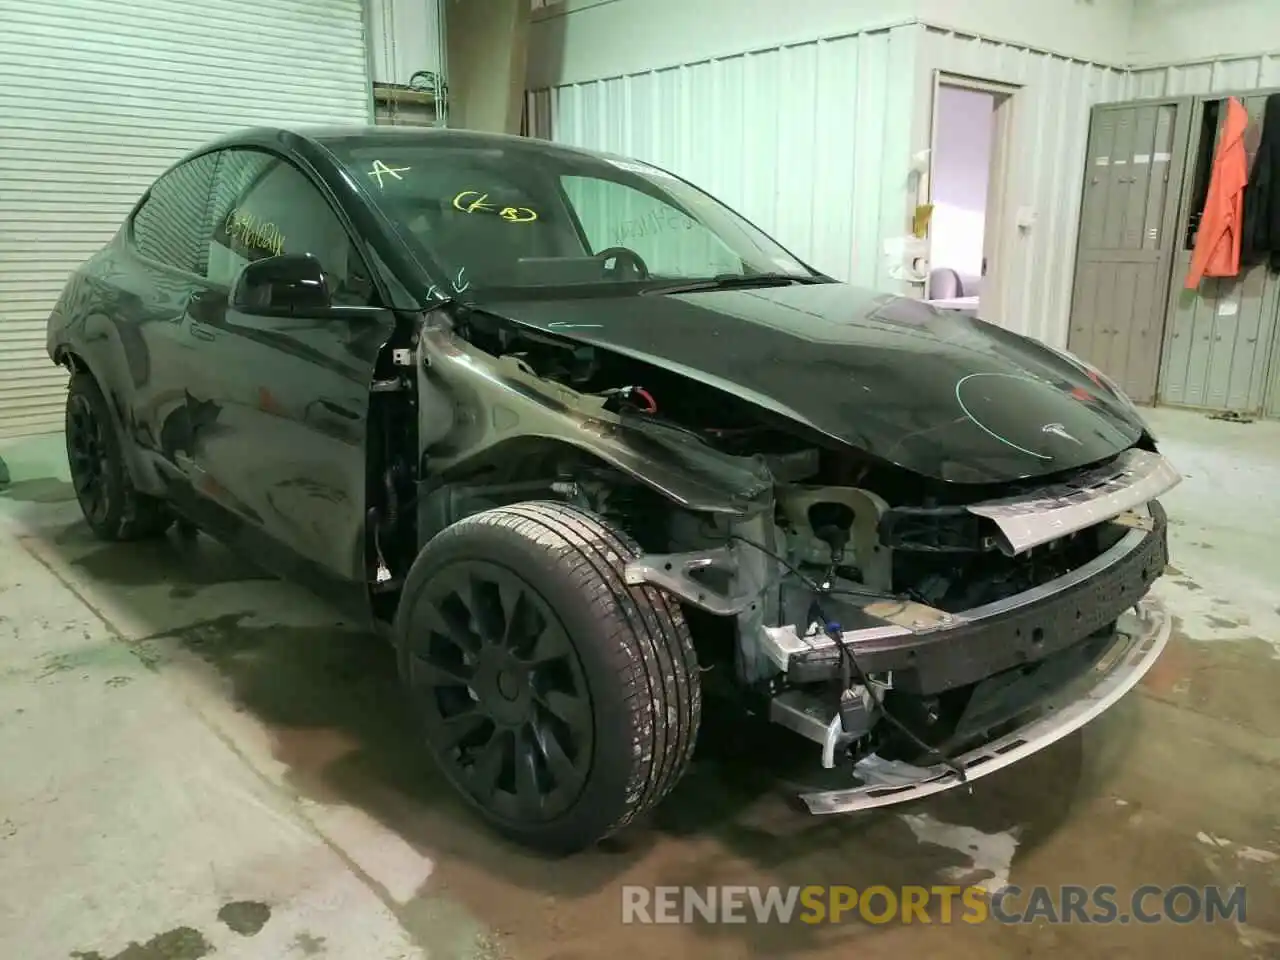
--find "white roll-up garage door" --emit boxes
[0,0,372,439]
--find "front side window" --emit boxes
[205,149,375,306]
[131,153,219,273]
[322,140,815,301]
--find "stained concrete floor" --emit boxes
[0,405,1277,960]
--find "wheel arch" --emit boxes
[421,433,752,541]
[53,345,164,498]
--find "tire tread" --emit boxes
[416,500,701,846]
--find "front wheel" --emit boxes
[394,501,701,853]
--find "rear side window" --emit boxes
[130,153,218,273]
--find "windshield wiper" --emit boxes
[640,273,828,296]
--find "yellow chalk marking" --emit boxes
[453,190,537,222]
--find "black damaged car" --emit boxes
[46,127,1179,852]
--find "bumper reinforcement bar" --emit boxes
[797,597,1170,814]
[776,501,1167,692]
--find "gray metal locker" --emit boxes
[1160,93,1280,414]
[1068,99,1193,405]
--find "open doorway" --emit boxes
[925,74,1017,321]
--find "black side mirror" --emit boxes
[231,253,332,316]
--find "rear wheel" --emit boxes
[395,501,701,853]
[65,373,171,541]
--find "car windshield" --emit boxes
[324,139,819,302]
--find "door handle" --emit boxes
[186,288,225,324]
[320,398,358,420]
[188,324,217,342]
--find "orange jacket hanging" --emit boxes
[1186,97,1250,288]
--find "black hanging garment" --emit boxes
[1241,93,1280,271]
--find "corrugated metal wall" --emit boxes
[525,21,1278,369]
[526,24,919,290]
[914,27,1129,347]
[528,22,1128,348]
[1126,54,1280,98]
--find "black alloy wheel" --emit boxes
[66,389,111,528]
[64,372,172,541]
[395,501,701,853]
[409,559,594,823]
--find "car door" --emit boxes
[188,147,396,601]
[105,152,220,485]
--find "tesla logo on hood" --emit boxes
[1041,422,1081,444]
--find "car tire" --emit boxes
[395,500,701,853]
[65,372,172,541]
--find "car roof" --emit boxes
[201,124,625,166]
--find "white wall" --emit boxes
[526,0,1139,324]
[522,0,1272,349]
[930,86,995,279]
[528,24,919,291]
[528,0,916,88]
[366,0,441,86]
[910,28,1128,347]
[1127,0,1280,66]
[529,0,1135,89]
[531,0,1275,74]
[1127,53,1280,98]
[920,0,1134,65]
[445,0,530,132]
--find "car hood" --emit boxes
[477,283,1147,484]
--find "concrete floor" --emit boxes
[0,405,1277,960]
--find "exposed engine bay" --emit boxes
[383,304,1179,812]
